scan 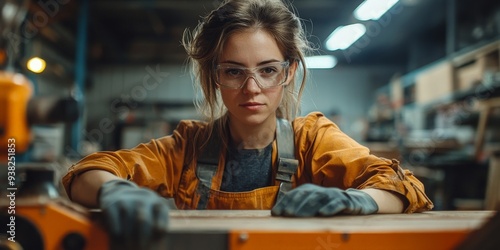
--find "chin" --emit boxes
[233,112,275,126]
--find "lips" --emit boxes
[240,102,264,107]
[240,102,264,110]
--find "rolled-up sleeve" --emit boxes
[293,112,433,213]
[61,120,204,200]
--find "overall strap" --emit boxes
[195,125,221,209]
[275,118,299,202]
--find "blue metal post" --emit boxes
[71,0,89,155]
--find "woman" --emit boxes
[62,0,433,249]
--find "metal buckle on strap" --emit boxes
[276,157,299,183]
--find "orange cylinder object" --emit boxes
[0,71,33,162]
[16,201,109,250]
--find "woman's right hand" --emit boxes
[98,179,170,250]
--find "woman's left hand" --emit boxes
[271,183,378,217]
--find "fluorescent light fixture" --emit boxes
[305,55,337,69]
[354,0,399,21]
[325,23,366,51]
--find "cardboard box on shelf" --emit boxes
[456,52,499,91]
[415,61,454,104]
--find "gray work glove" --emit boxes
[271,183,378,217]
[98,179,170,250]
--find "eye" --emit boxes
[260,66,278,75]
[224,68,244,77]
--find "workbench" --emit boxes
[6,197,496,250]
[165,210,495,250]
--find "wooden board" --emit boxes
[169,210,493,232]
[166,210,495,250]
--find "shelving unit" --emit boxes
[371,39,500,210]
[384,40,500,128]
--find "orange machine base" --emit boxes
[13,199,108,250]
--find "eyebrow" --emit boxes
[219,59,282,66]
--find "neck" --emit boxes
[228,118,276,149]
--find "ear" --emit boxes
[283,60,298,87]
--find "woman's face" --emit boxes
[218,29,295,128]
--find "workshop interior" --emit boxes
[1,0,500,249]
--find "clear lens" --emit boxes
[216,61,289,89]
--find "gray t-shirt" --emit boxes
[220,143,273,192]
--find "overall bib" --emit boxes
[176,119,298,209]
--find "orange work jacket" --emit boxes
[62,112,433,213]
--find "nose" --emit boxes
[242,76,262,93]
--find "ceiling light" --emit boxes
[325,24,366,51]
[2,2,18,21]
[305,55,337,69]
[354,0,399,21]
[27,57,46,73]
